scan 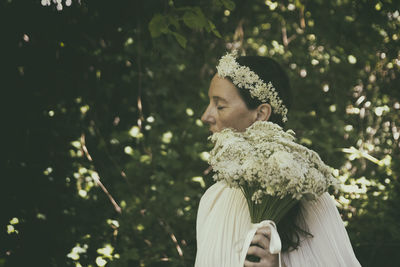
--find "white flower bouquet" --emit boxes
[208,121,339,264]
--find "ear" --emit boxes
[255,103,272,121]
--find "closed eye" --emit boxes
[217,106,225,110]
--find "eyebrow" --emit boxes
[211,96,228,103]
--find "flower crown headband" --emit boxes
[216,50,288,123]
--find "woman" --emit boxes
[195,51,361,267]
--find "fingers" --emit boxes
[245,246,279,267]
[251,226,271,250]
[251,233,269,249]
[247,245,268,257]
[256,226,271,238]
[245,227,274,266]
[244,246,268,267]
[244,260,259,267]
[244,255,279,267]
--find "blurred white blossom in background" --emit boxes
[41,0,77,11]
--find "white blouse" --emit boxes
[195,181,361,267]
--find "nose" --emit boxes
[201,104,215,125]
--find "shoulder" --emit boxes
[300,192,338,213]
[297,192,343,233]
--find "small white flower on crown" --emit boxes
[216,50,288,123]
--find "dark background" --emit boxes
[2,0,400,266]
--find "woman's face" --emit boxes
[201,74,258,133]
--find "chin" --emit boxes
[209,128,220,133]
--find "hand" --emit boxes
[244,227,281,267]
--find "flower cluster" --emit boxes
[216,51,288,123]
[208,121,339,203]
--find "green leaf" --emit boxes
[212,0,223,8]
[221,0,236,10]
[148,14,169,38]
[183,8,207,30]
[295,0,304,8]
[172,32,187,48]
[168,14,180,30]
[207,20,222,38]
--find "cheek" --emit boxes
[219,108,254,130]
[213,111,233,129]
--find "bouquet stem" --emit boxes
[241,185,298,224]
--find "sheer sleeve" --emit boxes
[195,181,252,267]
[282,192,361,267]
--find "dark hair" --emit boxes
[232,56,311,252]
[234,56,292,128]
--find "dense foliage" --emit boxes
[2,0,399,266]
